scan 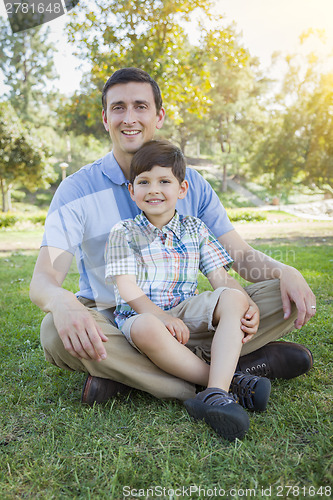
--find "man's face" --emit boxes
[102,82,165,163]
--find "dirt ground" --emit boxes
[234,219,333,245]
[0,216,332,252]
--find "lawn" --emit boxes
[0,221,332,499]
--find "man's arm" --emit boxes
[218,229,316,329]
[29,246,108,361]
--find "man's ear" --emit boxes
[156,107,166,130]
[102,110,109,131]
[178,179,189,199]
[128,183,135,200]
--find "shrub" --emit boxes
[0,212,18,228]
[227,209,267,223]
[28,211,47,225]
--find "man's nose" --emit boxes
[123,107,136,125]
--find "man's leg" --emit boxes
[185,280,312,379]
[40,304,196,402]
[241,278,298,355]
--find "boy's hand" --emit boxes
[159,315,190,345]
[241,304,260,344]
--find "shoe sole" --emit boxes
[184,399,250,441]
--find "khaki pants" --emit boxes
[40,279,297,401]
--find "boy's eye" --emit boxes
[138,180,148,185]
[161,180,171,183]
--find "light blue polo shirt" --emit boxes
[42,152,234,311]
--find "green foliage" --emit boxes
[0,102,57,212]
[226,209,267,223]
[250,33,333,193]
[0,17,58,123]
[28,211,47,225]
[0,212,18,227]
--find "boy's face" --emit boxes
[102,82,165,164]
[129,166,188,228]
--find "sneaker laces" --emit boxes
[229,372,261,410]
[196,387,238,407]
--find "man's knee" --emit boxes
[40,313,60,353]
[40,313,85,372]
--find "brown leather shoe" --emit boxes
[237,341,313,380]
[81,375,131,405]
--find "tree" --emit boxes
[196,24,267,191]
[0,17,58,124]
[0,102,57,211]
[62,0,215,146]
[250,32,333,197]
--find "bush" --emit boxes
[0,212,18,228]
[35,192,53,206]
[28,211,47,225]
[227,209,267,223]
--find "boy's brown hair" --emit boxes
[130,140,186,185]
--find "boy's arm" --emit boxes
[207,266,259,343]
[116,275,190,344]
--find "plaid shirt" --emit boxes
[105,211,233,328]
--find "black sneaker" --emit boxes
[230,372,271,412]
[184,387,250,441]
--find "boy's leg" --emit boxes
[40,304,196,401]
[207,289,248,390]
[129,313,210,386]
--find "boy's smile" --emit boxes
[129,166,188,229]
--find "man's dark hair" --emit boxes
[130,140,186,185]
[102,67,163,116]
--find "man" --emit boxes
[30,68,315,405]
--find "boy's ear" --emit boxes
[128,183,135,200]
[178,179,189,199]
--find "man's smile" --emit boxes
[122,130,141,136]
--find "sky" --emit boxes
[1,0,333,95]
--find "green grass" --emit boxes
[0,240,332,499]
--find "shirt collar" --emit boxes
[101,151,129,186]
[134,211,182,240]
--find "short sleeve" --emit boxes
[198,221,234,276]
[105,223,137,283]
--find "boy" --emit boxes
[105,140,271,441]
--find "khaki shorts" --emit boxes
[121,287,227,352]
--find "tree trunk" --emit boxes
[7,184,12,211]
[222,164,228,192]
[1,178,7,212]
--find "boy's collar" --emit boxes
[135,210,181,239]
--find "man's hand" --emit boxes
[280,266,316,329]
[159,315,190,345]
[52,293,108,361]
[241,304,260,344]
